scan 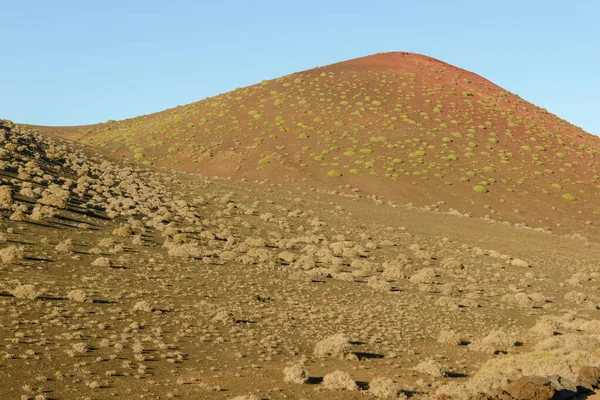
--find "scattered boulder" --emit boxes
[30,204,57,221]
[283,364,308,384]
[437,329,462,345]
[511,258,530,268]
[55,239,74,253]
[567,272,591,286]
[322,370,357,391]
[578,365,600,388]
[367,276,393,291]
[314,333,352,358]
[470,329,516,354]
[38,186,70,209]
[504,376,556,400]
[547,375,578,398]
[212,310,236,324]
[132,300,154,312]
[10,284,39,300]
[369,377,404,398]
[167,243,202,258]
[278,251,296,264]
[0,245,24,265]
[0,185,13,209]
[441,258,465,271]
[245,237,266,247]
[91,257,112,268]
[414,359,445,377]
[67,289,89,302]
[409,268,437,284]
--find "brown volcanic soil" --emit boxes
[33,52,600,237]
[5,52,600,399]
[3,114,600,400]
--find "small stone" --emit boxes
[91,257,112,268]
[511,258,530,268]
[67,289,88,302]
[132,300,154,312]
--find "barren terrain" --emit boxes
[35,53,600,235]
[2,52,600,399]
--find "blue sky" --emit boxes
[1,1,598,135]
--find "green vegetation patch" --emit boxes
[258,156,274,165]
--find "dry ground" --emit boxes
[1,121,600,400]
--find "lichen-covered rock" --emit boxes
[132,300,154,312]
[67,289,89,302]
[0,245,24,265]
[11,284,38,300]
[322,370,357,391]
[0,185,13,209]
[283,364,308,384]
[91,257,112,268]
[314,333,352,358]
[369,377,403,398]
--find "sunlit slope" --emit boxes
[39,52,600,224]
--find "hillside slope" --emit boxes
[35,52,600,233]
[3,120,600,399]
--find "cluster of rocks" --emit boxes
[470,366,600,399]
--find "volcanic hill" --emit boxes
[3,52,600,399]
[37,52,600,233]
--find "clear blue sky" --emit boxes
[1,1,598,135]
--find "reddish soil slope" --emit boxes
[33,52,600,233]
